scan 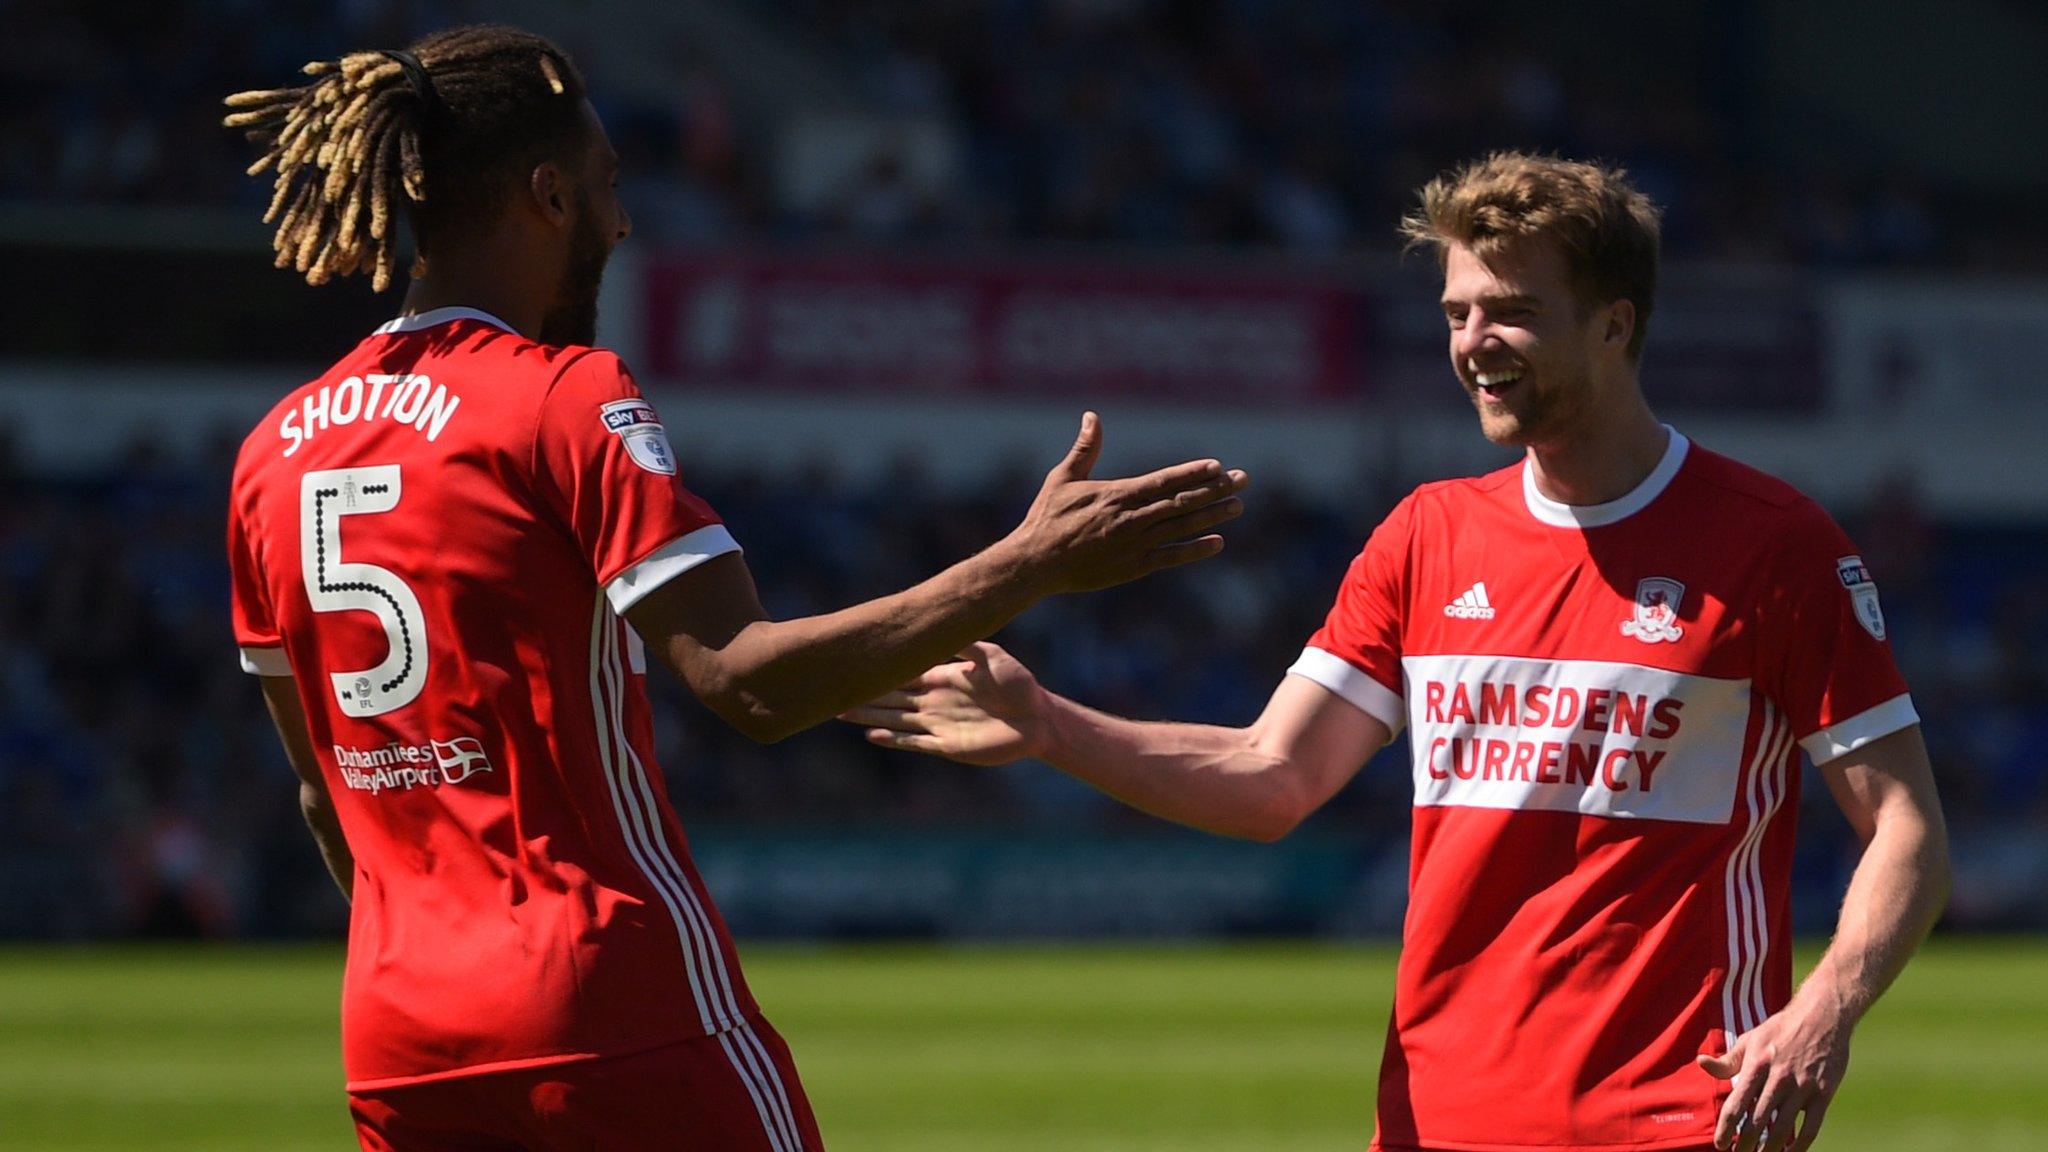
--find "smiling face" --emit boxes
[1440,238,1626,448]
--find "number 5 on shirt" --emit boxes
[300,465,428,717]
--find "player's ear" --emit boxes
[527,162,570,227]
[1601,298,1635,354]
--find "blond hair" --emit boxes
[1401,152,1662,359]
[224,25,584,292]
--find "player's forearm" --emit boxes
[1790,805,1948,1030]
[1032,690,1301,841]
[299,782,355,902]
[711,540,1046,741]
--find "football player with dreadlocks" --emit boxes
[223,25,1247,1150]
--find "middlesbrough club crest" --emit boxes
[1621,577,1686,644]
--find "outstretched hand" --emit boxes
[840,642,1048,766]
[1007,412,1248,595]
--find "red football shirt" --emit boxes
[1289,430,1916,1152]
[228,308,764,1090]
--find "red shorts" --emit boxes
[348,1016,823,1151]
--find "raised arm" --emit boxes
[1699,724,1949,1152]
[845,641,1393,841]
[628,414,1248,743]
[258,675,355,901]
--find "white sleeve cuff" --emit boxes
[1285,646,1406,735]
[239,646,293,677]
[1799,693,1919,764]
[605,524,742,613]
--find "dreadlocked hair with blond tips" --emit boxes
[224,25,588,292]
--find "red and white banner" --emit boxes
[638,251,1369,401]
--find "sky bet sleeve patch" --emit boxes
[599,398,677,475]
[1837,555,1887,640]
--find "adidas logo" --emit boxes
[1443,582,1497,620]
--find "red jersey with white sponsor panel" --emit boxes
[227,308,770,1091]
[1288,430,1915,1152]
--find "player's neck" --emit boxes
[1524,398,1669,509]
[397,254,549,340]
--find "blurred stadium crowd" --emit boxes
[2,428,2044,937]
[0,0,1999,267]
[759,0,1953,265]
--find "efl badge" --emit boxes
[600,398,677,475]
[1837,555,1887,640]
[1621,577,1686,644]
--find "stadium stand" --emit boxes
[3,0,2037,267]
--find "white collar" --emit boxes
[374,306,518,336]
[1521,426,1689,529]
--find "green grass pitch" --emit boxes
[1,939,2043,1150]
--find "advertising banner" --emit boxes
[640,251,1369,402]
[639,251,1824,412]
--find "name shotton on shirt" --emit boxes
[280,374,461,457]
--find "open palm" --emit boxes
[841,642,1047,766]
